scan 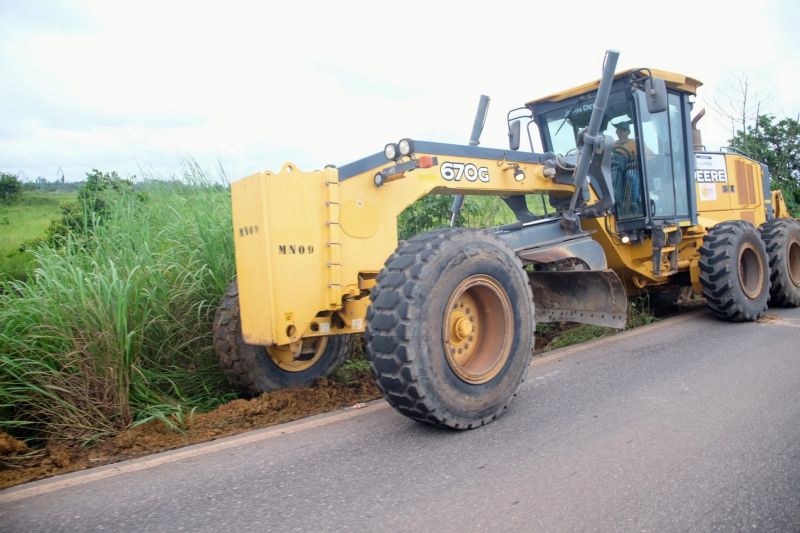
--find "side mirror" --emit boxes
[508,119,521,151]
[645,77,667,113]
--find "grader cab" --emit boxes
[214,50,800,429]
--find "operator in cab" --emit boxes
[613,120,636,156]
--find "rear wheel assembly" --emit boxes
[365,229,535,429]
[214,281,350,395]
[698,220,769,321]
[760,218,800,307]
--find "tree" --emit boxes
[730,114,800,215]
[709,74,772,140]
[45,169,140,244]
[0,172,22,204]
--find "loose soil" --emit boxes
[0,375,380,490]
[0,319,644,490]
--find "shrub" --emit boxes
[0,173,22,204]
[44,169,142,245]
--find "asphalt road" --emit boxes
[2,307,800,532]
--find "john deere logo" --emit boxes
[278,245,315,255]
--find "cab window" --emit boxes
[540,90,646,220]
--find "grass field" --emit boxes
[0,191,76,280]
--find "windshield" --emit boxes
[540,89,647,219]
[541,90,637,156]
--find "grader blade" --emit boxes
[528,270,628,329]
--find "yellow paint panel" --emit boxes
[340,200,380,238]
[728,156,762,209]
[232,165,336,346]
[527,68,702,106]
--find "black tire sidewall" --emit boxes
[762,219,800,306]
[409,236,534,421]
[701,221,769,321]
[729,226,770,312]
[215,280,350,394]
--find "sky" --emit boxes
[1,0,798,182]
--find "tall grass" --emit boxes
[0,169,235,443]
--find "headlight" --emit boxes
[384,143,399,161]
[398,138,415,157]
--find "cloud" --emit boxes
[0,0,797,181]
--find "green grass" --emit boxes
[398,193,554,239]
[0,191,76,280]
[0,175,236,443]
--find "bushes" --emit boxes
[44,169,142,245]
[397,194,551,239]
[0,171,236,443]
[0,173,22,204]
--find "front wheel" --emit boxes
[365,229,535,429]
[213,282,350,395]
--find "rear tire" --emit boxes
[760,218,800,307]
[365,229,534,429]
[698,221,769,321]
[214,281,350,395]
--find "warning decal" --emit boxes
[699,183,717,201]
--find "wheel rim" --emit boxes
[267,337,328,372]
[443,275,513,385]
[788,237,800,288]
[737,243,765,299]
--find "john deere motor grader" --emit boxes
[214,50,799,429]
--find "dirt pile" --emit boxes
[0,432,29,456]
[0,375,380,490]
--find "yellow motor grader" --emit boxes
[214,50,799,429]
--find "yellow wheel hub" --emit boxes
[455,316,473,339]
[443,275,513,385]
[267,337,328,373]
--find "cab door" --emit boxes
[635,91,692,222]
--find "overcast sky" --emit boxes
[1,0,798,182]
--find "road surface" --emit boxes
[2,307,800,532]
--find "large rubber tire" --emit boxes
[699,221,770,321]
[760,218,800,307]
[213,282,350,395]
[365,229,535,429]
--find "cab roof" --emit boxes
[526,68,703,107]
